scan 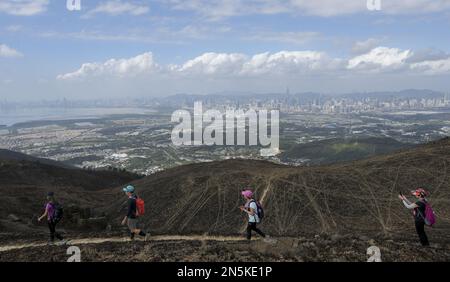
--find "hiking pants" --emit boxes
[415,219,429,246]
[246,222,265,240]
[48,220,63,241]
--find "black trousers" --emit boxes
[48,220,63,241]
[246,222,265,240]
[415,219,429,246]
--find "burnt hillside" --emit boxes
[106,138,450,239]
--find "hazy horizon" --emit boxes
[0,88,448,103]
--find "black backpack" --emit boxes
[250,200,264,222]
[53,202,64,223]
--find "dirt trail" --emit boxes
[0,235,248,253]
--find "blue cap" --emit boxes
[123,185,135,193]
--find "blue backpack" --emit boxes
[53,202,64,223]
[250,200,264,222]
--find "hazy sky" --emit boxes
[1,0,450,100]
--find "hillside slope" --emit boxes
[1,139,450,262]
[106,138,450,239]
[0,153,141,232]
[1,139,449,243]
[0,149,73,169]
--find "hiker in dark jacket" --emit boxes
[399,188,430,246]
[121,185,147,240]
[38,192,64,244]
[239,189,266,240]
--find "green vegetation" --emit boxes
[281,137,413,164]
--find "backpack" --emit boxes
[423,203,436,227]
[53,202,64,223]
[136,197,145,216]
[250,200,264,222]
[417,201,436,227]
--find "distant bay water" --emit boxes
[0,107,157,127]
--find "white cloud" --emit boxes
[0,0,48,16]
[175,53,248,75]
[85,0,150,17]
[288,0,366,17]
[406,49,449,63]
[57,52,157,80]
[381,0,450,14]
[176,24,232,39]
[0,44,24,58]
[38,24,231,44]
[164,0,285,20]
[163,0,450,19]
[171,51,343,77]
[59,50,344,80]
[242,51,343,75]
[348,47,412,71]
[411,58,450,75]
[40,30,159,43]
[288,0,450,16]
[247,31,321,45]
[57,47,450,81]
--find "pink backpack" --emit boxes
[423,203,436,227]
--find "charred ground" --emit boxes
[1,139,450,262]
[106,138,450,239]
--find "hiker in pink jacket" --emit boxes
[399,188,434,246]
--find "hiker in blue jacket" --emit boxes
[399,188,430,246]
[121,185,148,240]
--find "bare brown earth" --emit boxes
[1,138,450,262]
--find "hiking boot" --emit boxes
[47,240,55,246]
[55,240,68,246]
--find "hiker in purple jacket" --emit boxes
[399,188,431,246]
[38,192,64,244]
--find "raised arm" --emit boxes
[402,198,418,209]
[398,194,418,209]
